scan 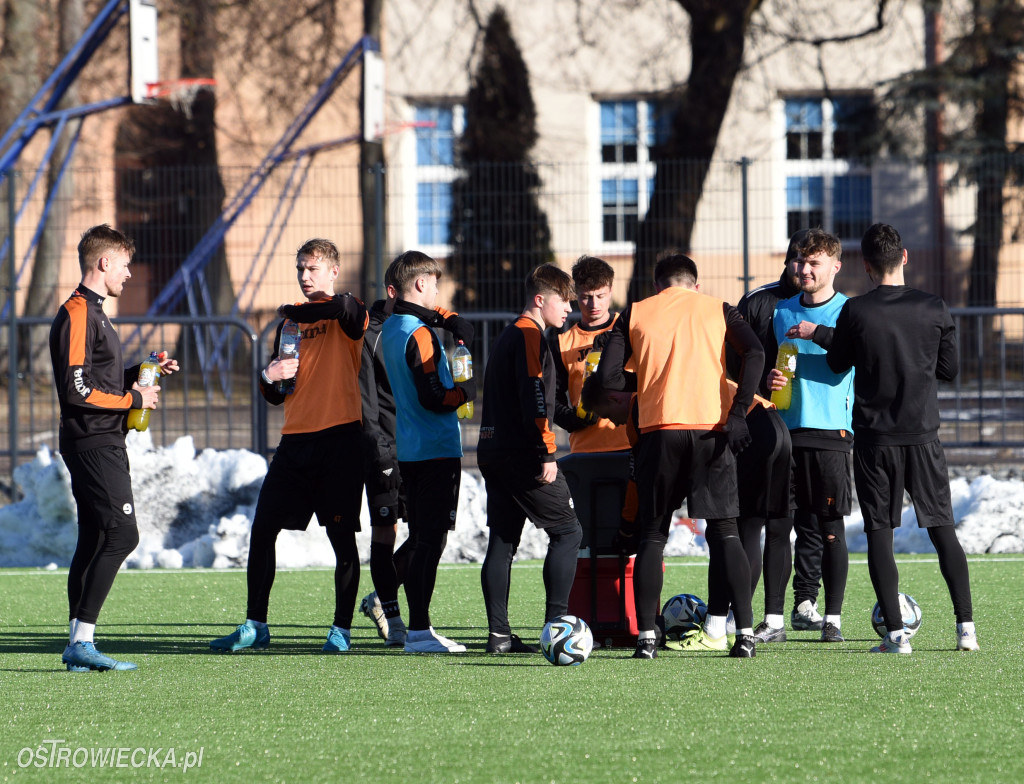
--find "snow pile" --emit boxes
[0,436,1020,570]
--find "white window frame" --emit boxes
[591,98,661,254]
[399,103,464,257]
[777,96,874,249]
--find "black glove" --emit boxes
[611,526,639,556]
[375,459,401,493]
[592,331,611,352]
[724,412,751,454]
[456,377,477,404]
[444,314,475,347]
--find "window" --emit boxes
[598,99,670,245]
[412,104,462,249]
[783,95,873,242]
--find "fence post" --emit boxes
[740,156,751,296]
[7,174,18,496]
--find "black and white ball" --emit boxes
[540,615,593,666]
[871,593,923,639]
[661,593,708,640]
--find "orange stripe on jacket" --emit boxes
[518,316,557,454]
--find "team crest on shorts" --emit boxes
[122,503,133,515]
[568,498,574,509]
[449,510,457,522]
[379,507,391,518]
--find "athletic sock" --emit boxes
[69,618,77,641]
[247,619,267,629]
[638,629,657,642]
[766,613,784,629]
[739,627,753,636]
[824,614,841,628]
[381,598,401,619]
[704,614,727,639]
[71,621,95,644]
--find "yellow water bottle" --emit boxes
[576,349,601,417]
[127,351,162,432]
[771,341,798,411]
[452,341,473,420]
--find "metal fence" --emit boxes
[3,308,1024,502]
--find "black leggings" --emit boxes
[246,522,360,628]
[370,534,413,617]
[404,527,449,631]
[866,525,973,631]
[68,525,140,625]
[762,516,794,616]
[481,521,581,635]
[705,518,753,630]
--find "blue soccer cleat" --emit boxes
[322,627,351,653]
[62,641,137,672]
[210,621,270,652]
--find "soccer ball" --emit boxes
[540,615,593,666]
[661,593,708,640]
[871,593,923,639]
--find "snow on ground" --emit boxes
[1,434,1022,569]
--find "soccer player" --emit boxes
[358,263,474,648]
[760,229,853,643]
[551,255,638,549]
[380,250,476,653]
[799,222,978,653]
[50,224,178,672]
[478,264,584,654]
[733,228,824,633]
[210,239,368,654]
[597,254,764,659]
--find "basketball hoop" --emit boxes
[144,78,216,119]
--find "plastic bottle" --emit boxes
[770,341,798,410]
[127,351,162,432]
[452,340,473,420]
[576,349,602,417]
[277,320,301,395]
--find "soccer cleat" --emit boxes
[385,621,408,648]
[322,627,351,653]
[820,622,845,643]
[404,627,466,653]
[486,633,540,654]
[956,624,980,652]
[210,621,270,652]
[359,591,389,641]
[870,631,912,654]
[62,641,137,672]
[753,621,787,643]
[666,627,728,652]
[729,634,756,658]
[791,599,824,631]
[632,639,658,659]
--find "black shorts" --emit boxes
[792,446,852,517]
[854,440,954,531]
[400,458,462,532]
[635,428,738,524]
[62,446,137,530]
[254,424,364,532]
[737,406,793,519]
[479,455,579,538]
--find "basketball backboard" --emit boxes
[129,0,159,104]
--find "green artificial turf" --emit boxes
[1,555,1021,783]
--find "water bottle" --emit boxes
[277,320,300,395]
[127,351,162,432]
[576,349,602,417]
[770,341,798,411]
[452,340,473,420]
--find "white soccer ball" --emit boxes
[540,615,593,666]
[871,593,923,639]
[661,593,707,641]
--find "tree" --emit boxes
[629,0,892,301]
[449,5,552,312]
[878,0,1023,312]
